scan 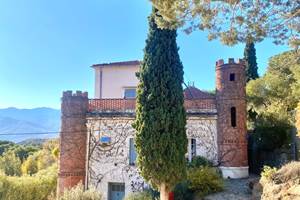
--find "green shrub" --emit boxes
[0,164,57,200]
[187,166,223,198]
[124,191,153,200]
[187,156,213,168]
[251,115,291,151]
[0,150,22,176]
[174,181,193,200]
[261,166,277,180]
[145,188,160,199]
[58,183,103,200]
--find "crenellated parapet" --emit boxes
[215,58,248,179]
[58,91,89,194]
[215,58,245,67]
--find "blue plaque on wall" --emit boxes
[100,136,111,143]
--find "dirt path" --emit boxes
[202,175,260,200]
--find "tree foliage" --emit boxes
[21,139,58,175]
[247,51,300,150]
[150,0,300,47]
[244,41,259,82]
[21,154,38,175]
[0,150,21,176]
[0,164,57,200]
[0,141,39,162]
[247,51,300,126]
[0,141,16,156]
[0,139,58,176]
[0,139,58,199]
[133,8,187,196]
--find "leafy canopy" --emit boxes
[247,51,300,149]
[0,150,21,176]
[247,50,300,125]
[150,0,300,47]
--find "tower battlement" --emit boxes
[216,58,245,67]
[63,90,88,98]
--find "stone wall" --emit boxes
[86,114,217,199]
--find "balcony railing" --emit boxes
[88,98,216,112]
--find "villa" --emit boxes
[58,58,249,200]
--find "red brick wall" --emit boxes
[58,91,88,194]
[216,58,248,167]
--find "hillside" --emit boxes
[0,107,60,142]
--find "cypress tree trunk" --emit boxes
[160,183,169,200]
[133,8,187,200]
[244,40,259,82]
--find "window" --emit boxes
[188,138,197,162]
[129,138,137,165]
[230,73,235,81]
[109,183,125,200]
[231,107,237,127]
[191,138,196,159]
[124,88,136,99]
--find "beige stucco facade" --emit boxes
[86,114,218,200]
[93,62,139,99]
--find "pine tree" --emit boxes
[244,40,259,82]
[133,9,187,200]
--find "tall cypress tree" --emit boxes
[244,40,259,82]
[133,9,187,200]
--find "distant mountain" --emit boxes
[17,138,49,147]
[0,107,60,142]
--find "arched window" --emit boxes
[231,107,237,127]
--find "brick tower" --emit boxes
[216,58,249,179]
[58,91,89,194]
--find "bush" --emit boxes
[174,181,193,200]
[260,161,300,199]
[271,161,300,184]
[58,183,103,200]
[124,191,153,200]
[251,115,291,151]
[261,166,277,180]
[0,164,57,200]
[0,150,22,176]
[187,166,223,198]
[21,154,38,175]
[187,156,213,168]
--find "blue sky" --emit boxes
[0,0,289,109]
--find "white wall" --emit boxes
[94,65,139,99]
[87,115,218,199]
